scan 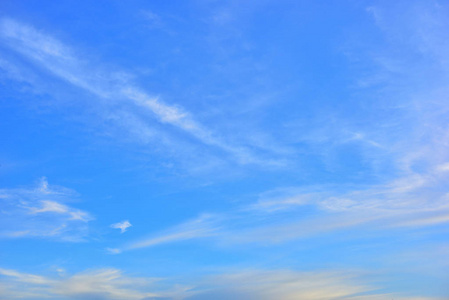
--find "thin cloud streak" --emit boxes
[112,214,219,253]
[0,18,268,165]
[116,166,449,251]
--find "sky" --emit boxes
[0,0,449,299]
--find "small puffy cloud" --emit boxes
[110,220,132,233]
[0,177,93,241]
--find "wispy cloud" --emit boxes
[110,214,219,254]
[0,177,92,241]
[117,163,449,251]
[188,268,442,300]
[141,10,164,30]
[187,269,373,300]
[1,266,440,300]
[0,267,191,300]
[233,169,449,243]
[0,18,272,166]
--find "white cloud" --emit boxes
[435,162,449,172]
[110,220,132,233]
[187,270,371,300]
[395,213,449,227]
[1,267,441,300]
[0,177,92,241]
[0,267,190,300]
[0,268,51,285]
[117,166,449,250]
[0,18,271,166]
[232,171,449,244]
[185,269,444,300]
[116,214,218,252]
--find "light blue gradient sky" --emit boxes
[1,1,448,299]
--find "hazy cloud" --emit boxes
[0,267,189,300]
[0,18,271,166]
[0,177,92,241]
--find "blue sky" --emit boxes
[1,0,449,299]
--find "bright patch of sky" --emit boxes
[1,0,448,299]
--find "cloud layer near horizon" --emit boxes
[3,266,443,300]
